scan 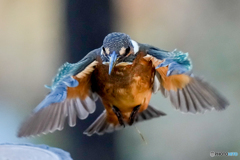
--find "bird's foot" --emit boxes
[129,105,141,125]
[112,106,125,127]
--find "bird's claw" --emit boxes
[129,105,141,125]
[112,106,125,127]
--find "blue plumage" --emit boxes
[17,32,229,138]
[150,48,192,76]
[34,76,78,113]
[50,62,78,90]
[49,49,100,90]
[41,47,191,114]
[49,60,87,90]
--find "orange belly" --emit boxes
[92,53,155,115]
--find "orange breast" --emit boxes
[91,52,155,115]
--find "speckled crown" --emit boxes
[103,32,133,53]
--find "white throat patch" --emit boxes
[131,40,139,54]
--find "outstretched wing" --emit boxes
[141,44,229,113]
[18,48,101,137]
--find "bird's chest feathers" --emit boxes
[92,54,155,107]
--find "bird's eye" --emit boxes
[125,46,130,54]
[102,47,109,59]
[102,47,106,53]
[102,47,108,56]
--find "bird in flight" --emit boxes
[18,32,229,137]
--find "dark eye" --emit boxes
[102,47,106,53]
[102,47,109,59]
[125,46,130,54]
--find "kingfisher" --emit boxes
[18,32,229,137]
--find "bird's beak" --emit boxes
[109,51,118,75]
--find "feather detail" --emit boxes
[18,96,97,137]
[156,66,191,91]
[75,61,98,79]
[18,51,100,137]
[84,106,166,136]
[145,47,192,76]
[49,48,100,90]
[144,53,229,113]
[157,75,229,113]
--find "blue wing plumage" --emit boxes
[33,76,79,113]
[49,59,88,90]
[147,47,192,76]
[48,48,100,90]
[34,48,100,113]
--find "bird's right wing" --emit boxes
[18,48,101,137]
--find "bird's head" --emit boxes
[101,32,139,74]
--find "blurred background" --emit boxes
[0,0,239,159]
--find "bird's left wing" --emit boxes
[141,44,229,113]
[18,48,101,137]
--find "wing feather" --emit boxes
[142,45,229,114]
[18,49,101,137]
[68,101,77,127]
[74,98,89,120]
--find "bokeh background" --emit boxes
[0,0,239,160]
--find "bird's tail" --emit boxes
[83,110,121,136]
[135,105,166,122]
[83,105,166,136]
